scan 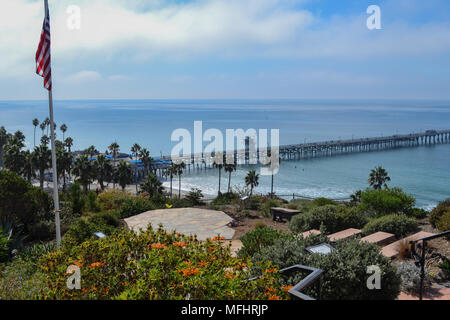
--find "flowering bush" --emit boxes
[38,226,289,300]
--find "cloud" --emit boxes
[108,74,131,81]
[66,70,102,83]
[1,0,450,99]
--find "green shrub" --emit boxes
[311,197,337,207]
[340,207,370,229]
[287,199,313,212]
[86,191,100,212]
[288,205,367,234]
[436,211,450,233]
[429,199,450,228]
[185,188,204,206]
[63,211,121,246]
[410,208,428,219]
[238,227,290,258]
[97,189,133,211]
[212,192,239,206]
[252,236,401,300]
[119,197,155,219]
[359,187,416,216]
[261,199,282,218]
[68,182,85,215]
[139,174,164,198]
[0,170,52,242]
[362,214,418,238]
[0,227,10,263]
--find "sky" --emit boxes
[1,0,450,100]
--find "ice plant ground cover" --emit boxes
[37,225,289,300]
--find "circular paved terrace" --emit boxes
[123,208,235,241]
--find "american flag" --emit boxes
[36,5,52,91]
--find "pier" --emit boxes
[158,129,450,172]
[278,129,450,161]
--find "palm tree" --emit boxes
[350,190,362,205]
[64,137,74,183]
[64,137,73,153]
[84,145,98,158]
[167,165,177,198]
[40,135,50,146]
[39,121,46,137]
[130,143,141,193]
[43,117,50,136]
[4,134,25,175]
[56,147,72,190]
[108,142,120,189]
[22,150,34,182]
[175,162,186,199]
[32,119,39,147]
[224,156,237,193]
[60,124,67,141]
[139,148,153,176]
[213,154,225,196]
[368,166,391,190]
[72,155,94,193]
[140,173,163,198]
[94,155,113,190]
[116,161,132,191]
[245,170,259,197]
[32,144,51,189]
[131,143,141,161]
[0,126,10,169]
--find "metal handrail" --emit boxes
[410,230,450,300]
[249,264,324,300]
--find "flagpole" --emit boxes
[45,0,61,248]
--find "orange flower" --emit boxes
[151,243,167,249]
[89,261,104,269]
[212,236,226,241]
[266,287,277,293]
[179,267,199,277]
[198,261,209,268]
[282,285,293,292]
[173,241,187,247]
[224,271,234,279]
[265,268,278,273]
[268,295,282,300]
[73,260,82,268]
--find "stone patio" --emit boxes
[123,207,235,240]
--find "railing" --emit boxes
[249,264,324,300]
[275,193,351,202]
[410,230,450,300]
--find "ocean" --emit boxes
[1,99,449,209]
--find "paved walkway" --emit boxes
[123,208,235,240]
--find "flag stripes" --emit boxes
[36,13,52,91]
